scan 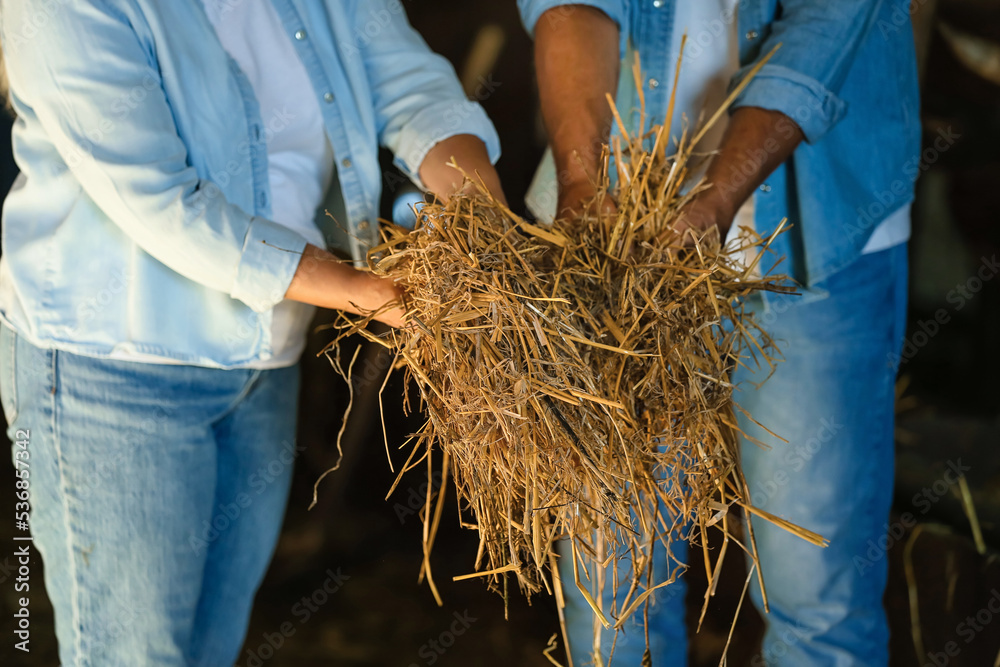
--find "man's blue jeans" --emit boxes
[1,322,300,666]
[560,244,908,666]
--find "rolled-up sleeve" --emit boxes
[518,0,627,36]
[357,0,501,190]
[230,217,310,313]
[730,0,882,144]
[2,0,307,313]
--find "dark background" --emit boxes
[2,1,999,665]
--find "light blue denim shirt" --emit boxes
[519,0,921,295]
[0,0,500,368]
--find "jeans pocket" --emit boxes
[0,323,18,426]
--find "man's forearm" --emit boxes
[705,107,804,220]
[534,6,619,203]
[674,107,804,240]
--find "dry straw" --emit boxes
[322,45,827,665]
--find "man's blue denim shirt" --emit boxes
[0,0,500,368]
[520,0,922,296]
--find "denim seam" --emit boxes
[211,370,263,424]
[857,250,902,590]
[4,327,16,424]
[48,349,84,664]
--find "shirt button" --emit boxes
[652,0,664,6]
[759,184,771,193]
[294,29,307,41]
[341,158,352,168]
[357,219,370,232]
[648,78,659,89]
[323,92,335,103]
[746,30,759,40]
[258,191,268,207]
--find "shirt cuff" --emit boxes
[392,100,502,191]
[519,0,626,36]
[231,216,310,313]
[730,63,849,145]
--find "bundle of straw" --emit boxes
[322,52,827,665]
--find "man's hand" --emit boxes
[664,107,805,246]
[530,3,803,245]
[558,178,617,221]
[662,181,736,246]
[668,194,732,246]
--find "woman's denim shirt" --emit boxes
[0,0,500,367]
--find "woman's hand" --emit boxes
[284,244,407,327]
[418,134,506,205]
[369,278,407,329]
[284,134,505,326]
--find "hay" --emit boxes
[321,49,828,664]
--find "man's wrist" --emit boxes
[554,143,603,185]
[706,184,739,226]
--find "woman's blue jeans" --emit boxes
[1,322,300,666]
[560,244,909,666]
